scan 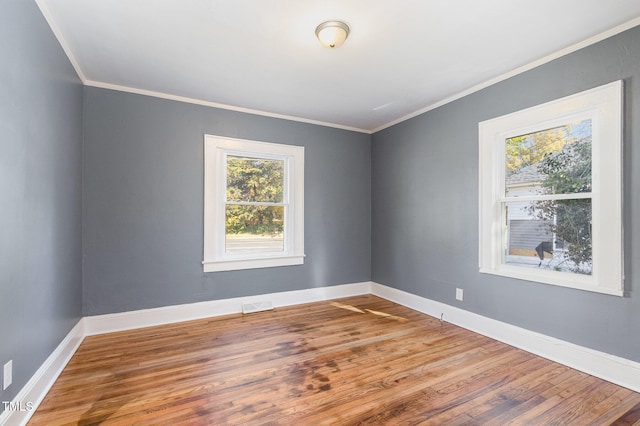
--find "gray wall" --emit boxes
[82,87,371,315]
[0,0,83,409]
[372,25,640,362]
[4,0,639,411]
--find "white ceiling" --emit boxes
[36,0,640,133]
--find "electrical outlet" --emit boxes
[456,288,464,301]
[3,360,12,390]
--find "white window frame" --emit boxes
[203,135,304,272]
[479,81,623,296]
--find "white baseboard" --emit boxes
[83,281,373,335]
[371,282,640,393]
[1,282,371,425]
[5,279,639,425]
[0,320,85,426]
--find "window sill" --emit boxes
[203,255,304,272]
[479,266,624,297]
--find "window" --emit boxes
[479,81,623,296]
[203,135,304,272]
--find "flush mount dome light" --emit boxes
[315,20,350,48]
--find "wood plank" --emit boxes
[27,295,640,425]
[606,400,640,425]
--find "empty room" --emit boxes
[2,0,640,424]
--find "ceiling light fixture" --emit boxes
[315,21,350,49]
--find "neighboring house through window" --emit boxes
[203,135,304,272]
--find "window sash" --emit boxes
[222,204,289,259]
[222,151,290,257]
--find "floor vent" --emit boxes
[242,301,274,314]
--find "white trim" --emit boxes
[203,135,305,273]
[0,320,85,426]
[83,282,373,335]
[35,2,640,135]
[370,282,640,393]
[85,80,371,134]
[34,0,87,83]
[478,81,623,295]
[5,280,640,424]
[35,0,369,134]
[202,256,305,273]
[372,16,640,133]
[1,282,371,424]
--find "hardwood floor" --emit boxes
[29,295,640,425]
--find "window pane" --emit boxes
[226,156,284,203]
[225,205,284,254]
[503,199,592,275]
[505,119,592,197]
